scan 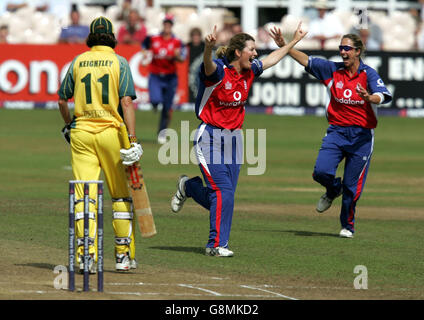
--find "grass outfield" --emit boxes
[0,109,423,300]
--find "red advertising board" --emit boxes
[0,44,188,108]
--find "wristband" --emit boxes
[374,92,384,105]
[128,135,138,143]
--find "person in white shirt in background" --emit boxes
[307,0,345,50]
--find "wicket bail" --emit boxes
[68,180,104,292]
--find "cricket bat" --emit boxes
[119,123,157,238]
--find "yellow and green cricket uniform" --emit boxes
[59,45,137,260]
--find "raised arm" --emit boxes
[261,22,307,70]
[203,25,218,76]
[288,48,309,67]
[268,23,309,68]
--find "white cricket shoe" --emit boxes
[157,131,167,144]
[316,190,342,213]
[205,247,234,257]
[339,228,354,238]
[171,175,189,213]
[116,253,130,271]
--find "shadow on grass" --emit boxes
[150,246,204,255]
[15,263,56,270]
[282,230,339,238]
[18,263,141,275]
[245,229,339,238]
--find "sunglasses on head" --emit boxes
[339,45,357,51]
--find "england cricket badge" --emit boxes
[336,81,344,89]
[225,81,232,90]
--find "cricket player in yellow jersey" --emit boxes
[58,17,143,272]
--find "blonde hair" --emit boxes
[216,33,255,62]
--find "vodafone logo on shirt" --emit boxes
[219,91,246,107]
[233,91,242,101]
[334,88,365,105]
[343,89,352,98]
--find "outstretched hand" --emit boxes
[293,22,307,42]
[269,22,307,48]
[269,26,285,48]
[205,25,218,49]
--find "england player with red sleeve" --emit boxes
[170,24,307,257]
[142,14,185,144]
[287,34,392,238]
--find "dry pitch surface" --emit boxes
[1,204,422,301]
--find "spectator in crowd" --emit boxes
[307,0,344,50]
[3,0,69,13]
[116,0,146,21]
[349,15,383,51]
[187,27,205,103]
[43,0,72,21]
[420,0,424,22]
[187,27,205,67]
[357,28,379,51]
[409,7,421,26]
[59,8,90,44]
[0,1,71,21]
[216,12,240,45]
[0,25,9,43]
[417,25,424,51]
[2,0,30,13]
[256,25,279,50]
[117,0,132,21]
[0,0,49,15]
[231,23,242,35]
[117,8,147,45]
[410,5,423,50]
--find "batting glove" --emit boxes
[120,142,143,166]
[61,124,71,145]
